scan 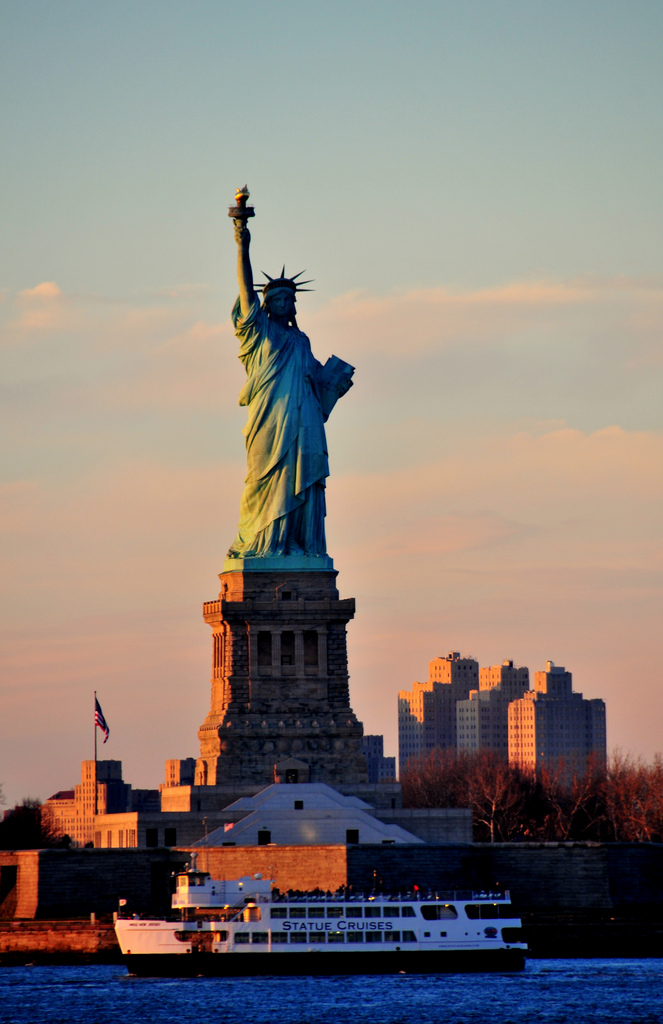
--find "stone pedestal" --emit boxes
[196,569,368,788]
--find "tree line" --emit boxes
[401,749,663,843]
[0,798,72,850]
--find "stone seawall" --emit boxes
[0,921,121,964]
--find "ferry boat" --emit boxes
[115,857,527,976]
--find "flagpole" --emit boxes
[94,690,98,817]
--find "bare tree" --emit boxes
[402,747,663,843]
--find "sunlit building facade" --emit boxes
[508,661,607,772]
[398,652,478,775]
[457,659,530,757]
[43,760,159,847]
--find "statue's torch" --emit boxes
[228,185,255,222]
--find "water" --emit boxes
[1,960,662,1024]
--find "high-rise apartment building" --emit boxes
[43,760,129,846]
[43,761,159,847]
[161,758,197,789]
[457,660,530,757]
[398,652,478,775]
[508,661,607,772]
[361,735,396,783]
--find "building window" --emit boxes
[346,829,359,844]
[258,829,271,846]
[164,827,177,847]
[106,830,112,848]
[118,830,124,848]
[281,631,295,666]
[294,800,304,810]
[285,769,298,784]
[146,828,158,848]
[257,631,272,668]
[303,631,318,668]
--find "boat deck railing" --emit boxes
[270,890,510,904]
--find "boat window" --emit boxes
[421,904,457,920]
[346,932,363,943]
[234,933,250,944]
[384,932,400,942]
[214,931,228,942]
[365,932,382,943]
[480,904,499,920]
[289,933,307,944]
[270,908,287,919]
[307,907,325,918]
[328,932,344,944]
[326,907,343,918]
[252,932,269,944]
[402,930,417,943]
[401,906,416,918]
[243,907,261,922]
[501,927,524,943]
[364,906,381,918]
[345,906,362,917]
[499,905,516,919]
[310,932,326,943]
[383,906,400,918]
[271,932,288,944]
[289,908,306,918]
[465,905,480,920]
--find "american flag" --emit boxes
[95,697,110,743]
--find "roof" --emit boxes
[194,783,424,848]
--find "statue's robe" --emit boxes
[227,295,329,557]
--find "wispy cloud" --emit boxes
[309,275,663,366]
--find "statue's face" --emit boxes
[267,290,296,320]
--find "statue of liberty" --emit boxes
[225,187,354,567]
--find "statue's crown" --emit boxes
[258,266,313,296]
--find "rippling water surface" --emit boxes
[1,960,662,1024]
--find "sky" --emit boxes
[2,1,663,808]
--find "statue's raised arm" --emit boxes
[225,186,354,570]
[230,186,255,318]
